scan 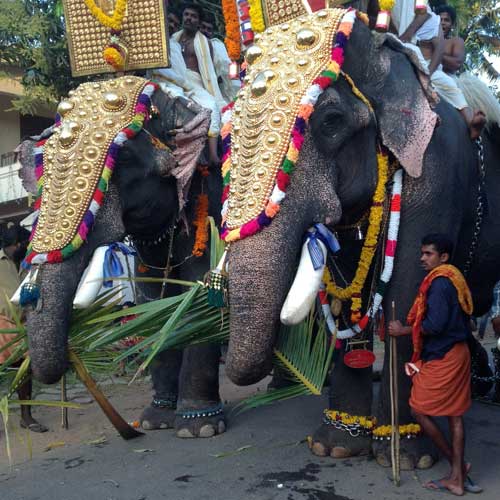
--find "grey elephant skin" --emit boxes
[224,21,500,466]
[23,89,224,438]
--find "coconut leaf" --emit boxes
[234,312,336,413]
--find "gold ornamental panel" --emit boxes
[32,76,148,253]
[226,8,344,229]
[262,0,309,27]
[62,0,169,77]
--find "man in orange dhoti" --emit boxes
[389,233,480,496]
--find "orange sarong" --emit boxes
[409,341,471,417]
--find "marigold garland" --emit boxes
[222,0,241,61]
[324,151,389,322]
[83,0,128,31]
[103,46,125,70]
[248,0,265,33]
[192,192,210,257]
[324,409,377,430]
[372,423,421,440]
[378,0,396,11]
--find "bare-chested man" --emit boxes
[436,5,464,75]
[172,3,227,165]
[390,1,485,139]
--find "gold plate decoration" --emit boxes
[220,9,348,242]
[261,0,310,27]
[24,76,158,267]
[62,0,168,77]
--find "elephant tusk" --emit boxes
[280,238,327,325]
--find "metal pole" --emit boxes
[390,301,400,486]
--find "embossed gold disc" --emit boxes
[32,76,148,254]
[226,9,344,230]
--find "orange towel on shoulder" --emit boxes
[410,341,471,417]
[407,264,473,362]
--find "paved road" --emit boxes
[1,387,499,500]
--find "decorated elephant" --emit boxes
[219,9,500,469]
[20,76,225,438]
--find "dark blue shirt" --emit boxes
[421,277,472,362]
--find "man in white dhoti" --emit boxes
[391,1,485,139]
[173,3,227,165]
[200,16,240,103]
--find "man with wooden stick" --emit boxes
[388,233,481,496]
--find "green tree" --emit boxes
[448,0,500,93]
[0,0,81,114]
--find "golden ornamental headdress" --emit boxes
[62,0,169,76]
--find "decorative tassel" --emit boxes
[19,270,40,309]
[204,249,229,308]
[414,0,428,15]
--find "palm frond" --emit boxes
[234,312,336,413]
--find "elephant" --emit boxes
[222,15,500,469]
[22,80,225,438]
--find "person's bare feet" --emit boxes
[424,478,464,496]
[469,110,486,140]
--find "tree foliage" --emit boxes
[0,0,82,114]
[448,0,500,93]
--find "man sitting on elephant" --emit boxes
[388,234,480,495]
[389,0,486,139]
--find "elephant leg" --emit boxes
[310,348,373,459]
[175,343,225,438]
[493,347,500,403]
[140,349,182,430]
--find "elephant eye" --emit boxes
[321,111,343,131]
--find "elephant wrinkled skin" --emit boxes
[224,20,500,468]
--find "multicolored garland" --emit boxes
[372,423,421,440]
[83,0,129,71]
[23,82,158,268]
[222,0,242,61]
[322,169,403,339]
[220,9,358,242]
[248,0,265,33]
[323,409,377,434]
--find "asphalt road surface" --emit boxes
[1,388,499,500]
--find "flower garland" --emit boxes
[379,0,396,10]
[191,165,210,257]
[23,82,158,268]
[83,0,127,30]
[321,168,403,338]
[372,423,421,440]
[324,151,389,322]
[376,0,396,31]
[222,0,241,61]
[323,409,377,435]
[248,0,265,33]
[83,0,129,71]
[220,9,358,243]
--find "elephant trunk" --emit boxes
[225,214,307,386]
[27,184,125,384]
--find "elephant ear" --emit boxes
[170,98,211,211]
[372,34,438,178]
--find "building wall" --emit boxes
[0,94,20,158]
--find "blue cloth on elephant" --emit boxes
[421,277,472,362]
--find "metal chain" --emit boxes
[463,137,486,275]
[323,416,372,437]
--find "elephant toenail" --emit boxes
[199,425,216,438]
[217,420,226,434]
[417,454,435,470]
[311,442,328,457]
[399,455,416,471]
[376,453,391,468]
[331,446,352,458]
[177,428,195,438]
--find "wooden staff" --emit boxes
[390,301,400,486]
[61,374,69,429]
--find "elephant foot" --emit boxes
[175,403,226,439]
[309,423,371,458]
[139,399,177,430]
[373,434,437,471]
